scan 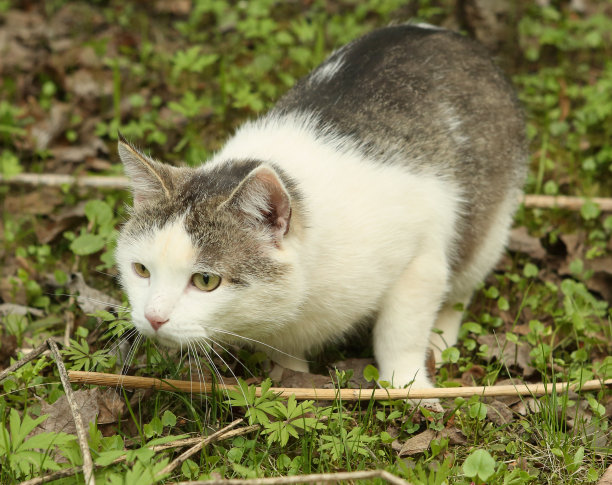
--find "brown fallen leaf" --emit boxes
[4,187,64,215]
[30,102,71,150]
[34,200,87,244]
[67,272,122,314]
[507,227,546,260]
[38,389,101,436]
[0,334,18,367]
[331,357,377,389]
[396,426,466,457]
[278,369,335,389]
[598,465,612,485]
[477,333,536,377]
[485,398,514,425]
[97,389,127,425]
[460,364,486,386]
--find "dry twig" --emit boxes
[156,419,244,480]
[0,341,50,384]
[171,469,410,485]
[48,341,96,485]
[69,370,612,401]
[18,423,260,485]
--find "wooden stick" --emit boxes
[2,173,611,211]
[69,370,612,401]
[171,469,411,485]
[522,193,612,211]
[0,173,129,188]
[48,342,95,485]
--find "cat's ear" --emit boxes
[223,165,292,243]
[117,133,175,207]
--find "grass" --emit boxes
[0,0,611,483]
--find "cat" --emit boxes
[115,24,527,390]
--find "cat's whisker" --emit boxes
[208,327,308,362]
[194,340,233,408]
[196,341,239,421]
[199,338,249,410]
[203,338,256,380]
[54,293,131,311]
[188,341,206,408]
[102,327,138,367]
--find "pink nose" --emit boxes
[145,313,169,331]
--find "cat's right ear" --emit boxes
[118,133,174,207]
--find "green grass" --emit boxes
[0,0,611,484]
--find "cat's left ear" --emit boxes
[223,165,292,244]
[117,133,177,207]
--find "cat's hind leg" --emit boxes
[373,250,450,389]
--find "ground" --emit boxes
[0,1,610,484]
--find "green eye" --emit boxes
[191,272,221,292]
[132,262,150,278]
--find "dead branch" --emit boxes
[156,419,244,480]
[69,370,612,401]
[0,341,50,383]
[2,172,612,211]
[48,341,95,485]
[170,470,410,485]
[18,422,260,485]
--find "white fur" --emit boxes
[204,113,464,385]
[119,113,514,389]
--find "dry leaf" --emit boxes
[396,427,466,457]
[66,272,121,314]
[485,398,514,425]
[97,389,126,424]
[278,369,335,389]
[39,389,100,436]
[4,187,64,215]
[0,303,44,318]
[512,397,542,416]
[507,227,546,260]
[477,334,536,377]
[598,465,612,485]
[331,357,377,389]
[0,335,18,367]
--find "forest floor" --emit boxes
[0,1,611,484]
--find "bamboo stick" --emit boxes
[68,370,611,401]
[2,173,611,211]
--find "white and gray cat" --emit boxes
[116,24,527,389]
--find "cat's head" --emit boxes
[115,136,305,349]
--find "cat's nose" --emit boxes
[145,313,169,331]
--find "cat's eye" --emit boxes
[132,262,150,278]
[191,272,221,292]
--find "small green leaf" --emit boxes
[70,233,106,255]
[363,364,379,382]
[161,410,176,427]
[580,200,600,220]
[523,263,539,278]
[497,296,510,311]
[469,401,488,421]
[462,448,496,481]
[84,200,113,227]
[441,347,460,363]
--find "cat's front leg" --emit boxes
[373,251,449,390]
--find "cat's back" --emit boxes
[273,24,526,185]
